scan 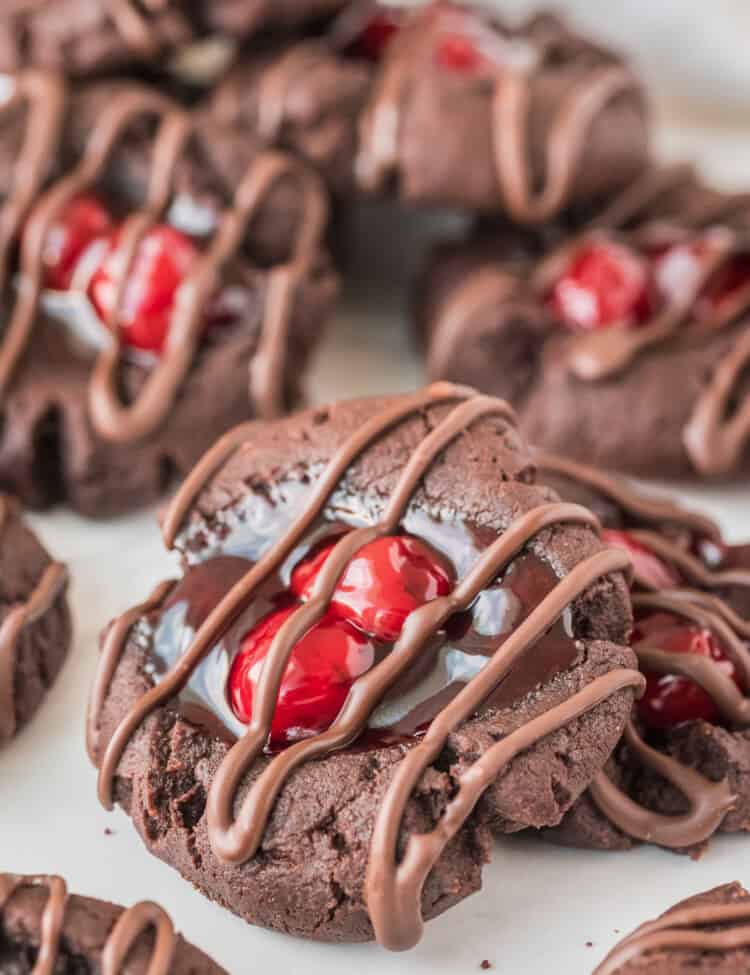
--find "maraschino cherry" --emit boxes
[88,224,199,353]
[635,612,743,729]
[291,534,454,642]
[548,241,654,332]
[601,529,681,590]
[348,8,401,61]
[41,193,112,291]
[229,606,375,744]
[228,532,455,741]
[435,32,482,72]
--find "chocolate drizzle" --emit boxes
[356,7,641,222]
[536,450,750,848]
[1,77,328,442]
[594,887,750,975]
[0,496,68,741]
[0,873,178,974]
[89,382,645,949]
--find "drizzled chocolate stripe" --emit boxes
[534,450,750,597]
[104,0,179,59]
[533,450,750,848]
[594,897,750,975]
[4,82,327,443]
[633,590,750,727]
[0,513,68,741]
[91,382,645,949]
[0,873,178,975]
[589,720,735,848]
[492,65,636,224]
[0,71,67,395]
[356,8,640,222]
[532,449,721,540]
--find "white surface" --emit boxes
[4,17,750,970]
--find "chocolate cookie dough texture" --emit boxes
[593,883,750,975]
[420,166,750,479]
[206,3,649,217]
[0,0,350,77]
[87,384,644,947]
[0,873,227,974]
[0,496,70,743]
[0,71,336,516]
[536,452,750,852]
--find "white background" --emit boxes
[3,3,750,973]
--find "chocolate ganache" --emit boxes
[88,383,644,949]
[0,71,328,443]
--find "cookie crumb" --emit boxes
[104,828,115,836]
[480,961,492,970]
[585,942,593,948]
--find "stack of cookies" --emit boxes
[0,3,748,974]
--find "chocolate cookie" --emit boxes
[593,883,750,974]
[0,872,226,973]
[0,496,70,743]
[420,166,750,479]
[0,0,349,78]
[87,383,642,947]
[0,73,336,517]
[534,451,750,853]
[205,3,649,215]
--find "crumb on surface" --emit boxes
[585,942,593,948]
[480,961,492,970]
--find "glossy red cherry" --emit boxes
[88,224,199,353]
[634,612,743,729]
[349,10,401,61]
[703,253,750,311]
[435,33,482,72]
[228,606,375,744]
[549,242,653,332]
[41,194,112,291]
[290,534,454,642]
[601,529,681,590]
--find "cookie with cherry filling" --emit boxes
[204,2,648,215]
[592,883,750,975]
[0,872,226,974]
[87,384,642,947]
[0,0,349,78]
[419,166,750,479]
[534,451,750,853]
[0,496,70,744]
[0,73,337,517]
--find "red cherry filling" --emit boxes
[88,224,199,353]
[41,193,112,291]
[291,534,454,642]
[548,242,653,332]
[601,530,681,590]
[229,606,375,745]
[653,240,750,319]
[348,10,401,61]
[435,33,482,72]
[635,612,743,729]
